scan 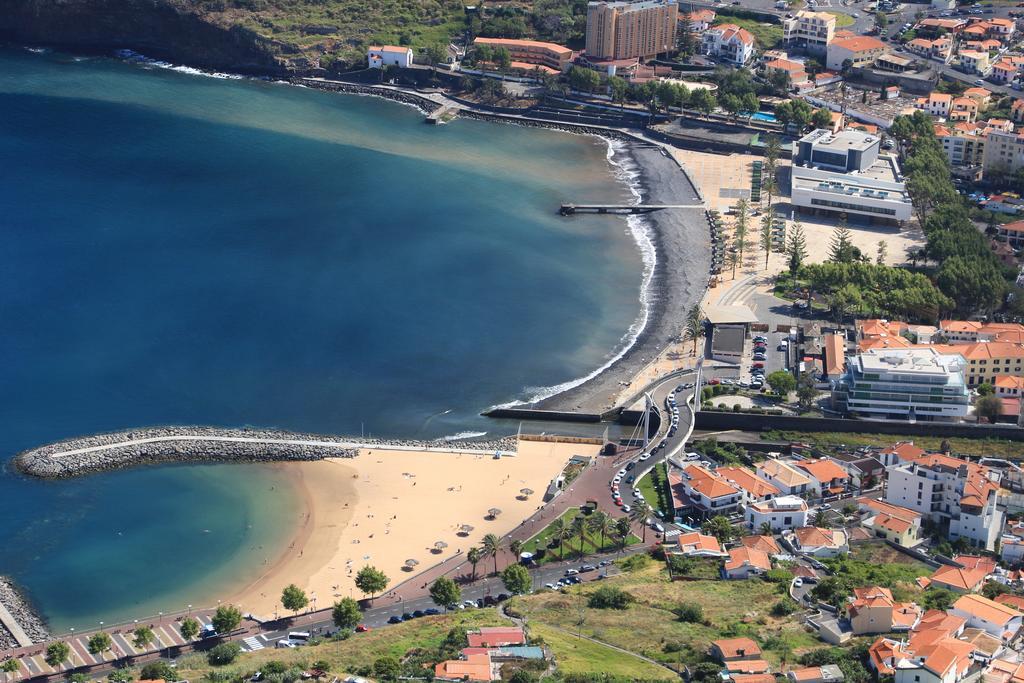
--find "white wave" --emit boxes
[489,138,656,409]
[114,49,244,79]
[25,47,50,54]
[439,431,488,441]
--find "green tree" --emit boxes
[207,642,241,666]
[977,382,995,396]
[509,670,537,683]
[354,565,389,601]
[570,516,588,557]
[467,546,484,580]
[701,515,735,542]
[797,372,818,412]
[87,632,113,656]
[281,583,309,615]
[614,516,632,550]
[829,221,856,263]
[728,247,741,279]
[140,662,175,682]
[734,198,749,259]
[811,576,852,609]
[587,586,634,609]
[587,510,614,552]
[482,533,503,574]
[44,642,71,668]
[1,660,20,675]
[550,517,570,561]
[760,213,774,270]
[936,256,1006,315]
[180,616,200,641]
[608,76,628,108]
[690,88,716,117]
[429,577,462,611]
[133,626,154,650]
[331,597,362,630]
[685,307,705,357]
[976,395,1004,424]
[373,655,402,681]
[211,604,243,634]
[876,240,888,265]
[922,588,957,611]
[875,11,889,31]
[786,220,808,274]
[766,370,796,396]
[675,601,704,623]
[107,669,133,683]
[501,563,532,595]
[677,16,698,56]
[812,108,833,129]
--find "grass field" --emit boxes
[762,430,1024,459]
[850,541,933,570]
[637,463,672,516]
[529,623,678,681]
[521,507,640,564]
[510,564,818,671]
[827,11,856,27]
[712,15,785,49]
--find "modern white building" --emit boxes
[783,10,837,52]
[883,453,1003,551]
[833,347,971,422]
[701,24,756,65]
[949,594,1024,641]
[790,129,913,224]
[368,45,414,69]
[746,495,810,532]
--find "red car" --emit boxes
[356,624,371,633]
[752,362,765,368]
[708,378,721,385]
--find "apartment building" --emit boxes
[826,35,888,71]
[585,0,679,60]
[959,50,991,75]
[950,594,1024,641]
[702,23,756,65]
[783,10,837,52]
[934,122,990,174]
[925,342,1024,386]
[992,57,1024,85]
[883,453,1003,550]
[472,38,574,71]
[983,129,1024,178]
[834,348,971,422]
[850,586,922,635]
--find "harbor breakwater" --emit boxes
[0,577,48,650]
[14,426,519,479]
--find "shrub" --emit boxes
[675,601,704,623]
[619,553,651,572]
[733,404,741,412]
[764,568,793,584]
[587,586,635,610]
[772,598,799,616]
[263,661,288,674]
[207,642,242,666]
[139,662,176,681]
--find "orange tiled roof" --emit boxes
[717,466,780,498]
[742,535,782,554]
[794,526,838,548]
[952,594,1023,627]
[869,637,908,675]
[684,464,741,499]
[677,531,725,555]
[728,660,771,674]
[954,555,997,574]
[758,459,812,487]
[713,637,762,660]
[831,35,887,52]
[435,652,493,681]
[467,627,525,648]
[795,459,849,484]
[929,564,988,591]
[733,675,775,683]
[725,546,772,572]
[473,37,572,56]
[997,595,1024,611]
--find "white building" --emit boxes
[949,594,1024,641]
[701,24,756,65]
[790,129,913,224]
[883,453,1003,551]
[746,495,810,532]
[368,45,414,69]
[783,11,837,52]
[833,347,971,422]
[1001,533,1024,566]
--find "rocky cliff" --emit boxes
[0,0,295,74]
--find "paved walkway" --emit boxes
[0,603,32,648]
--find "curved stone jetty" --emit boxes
[15,426,519,479]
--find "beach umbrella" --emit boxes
[520,488,534,496]
[488,508,502,519]
[405,558,419,568]
[460,524,474,533]
[434,541,448,550]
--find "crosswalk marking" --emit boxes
[242,636,265,651]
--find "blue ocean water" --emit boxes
[0,48,643,629]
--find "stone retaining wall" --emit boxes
[15,426,518,479]
[0,577,48,650]
[292,79,441,114]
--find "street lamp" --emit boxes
[187,604,192,618]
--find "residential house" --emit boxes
[1011,99,1024,124]
[828,452,884,489]
[729,661,773,675]
[996,594,1024,611]
[998,220,1024,250]
[826,35,889,71]
[787,666,845,683]
[723,546,772,579]
[747,495,810,532]
[756,459,813,495]
[717,466,780,505]
[950,594,1024,641]
[823,332,847,379]
[950,97,980,123]
[711,637,762,662]
[367,45,414,68]
[857,498,923,547]
[467,628,527,648]
[672,531,728,557]
[992,59,1022,85]
[892,637,977,683]
[849,586,922,634]
[878,441,927,467]
[764,58,810,86]
[869,636,911,676]
[702,24,756,65]
[915,17,967,35]
[742,535,783,555]
[683,8,716,30]
[791,526,849,557]
[434,652,494,681]
[677,464,743,516]
[996,376,1024,398]
[928,563,989,593]
[939,320,1024,343]
[960,50,991,75]
[916,92,954,118]
[884,453,1003,550]
[795,458,850,497]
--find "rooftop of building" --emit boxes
[854,347,966,377]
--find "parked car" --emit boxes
[387,615,402,624]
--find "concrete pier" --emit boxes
[559,203,702,215]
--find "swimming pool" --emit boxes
[748,111,778,123]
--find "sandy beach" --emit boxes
[228,439,595,619]
[540,143,712,414]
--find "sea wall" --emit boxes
[293,78,441,114]
[0,577,48,650]
[15,426,518,479]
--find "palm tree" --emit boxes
[550,517,570,560]
[482,533,502,575]
[509,539,523,561]
[759,522,773,536]
[630,503,651,543]
[570,516,588,559]
[588,511,613,552]
[614,517,632,550]
[813,510,829,527]
[684,316,704,357]
[467,546,483,581]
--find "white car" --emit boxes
[622,504,632,513]
[794,578,803,588]
[617,468,628,477]
[613,476,621,484]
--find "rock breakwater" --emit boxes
[14,426,518,479]
[0,577,48,650]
